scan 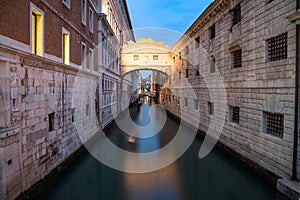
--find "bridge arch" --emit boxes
[121,38,173,75]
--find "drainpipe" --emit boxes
[292,24,299,181]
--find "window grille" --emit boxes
[229,106,239,124]
[232,49,242,68]
[267,33,287,62]
[263,112,284,138]
[232,4,241,26]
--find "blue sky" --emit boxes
[126,0,214,46]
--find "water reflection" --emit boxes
[42,97,277,200]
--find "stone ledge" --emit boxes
[277,178,300,200]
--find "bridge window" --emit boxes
[133,55,139,60]
[153,55,159,60]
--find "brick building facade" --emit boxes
[0,0,134,199]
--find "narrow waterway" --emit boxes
[42,97,277,200]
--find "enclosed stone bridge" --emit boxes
[120,38,172,76]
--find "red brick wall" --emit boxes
[0,0,98,66]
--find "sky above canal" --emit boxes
[126,0,214,46]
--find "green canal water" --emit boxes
[42,98,277,200]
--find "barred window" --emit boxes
[263,112,284,138]
[232,49,242,68]
[229,106,239,124]
[208,102,214,115]
[232,4,241,26]
[209,24,215,40]
[267,33,287,62]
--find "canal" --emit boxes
[41,97,277,200]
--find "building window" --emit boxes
[209,24,215,40]
[185,68,189,78]
[184,98,188,107]
[86,104,90,116]
[195,65,200,76]
[81,42,86,68]
[30,3,44,56]
[62,0,70,9]
[262,112,284,138]
[133,55,139,60]
[81,0,86,25]
[208,102,214,115]
[232,4,241,26]
[185,45,189,55]
[194,99,198,110]
[267,33,287,62]
[62,28,70,65]
[297,0,300,10]
[232,49,242,68]
[228,106,239,124]
[153,55,159,60]
[179,52,181,60]
[71,108,75,122]
[48,112,55,132]
[195,36,200,49]
[89,48,94,70]
[210,57,215,73]
[89,8,94,33]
